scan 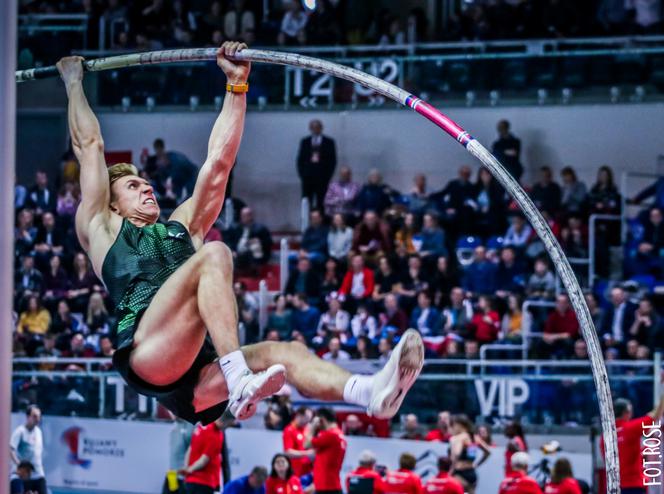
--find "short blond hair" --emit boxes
[108,163,139,201]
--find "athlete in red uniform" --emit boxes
[307,408,347,494]
[182,418,224,494]
[543,458,581,494]
[283,407,313,477]
[424,412,451,442]
[346,450,385,494]
[383,454,423,494]
[504,422,528,475]
[601,395,664,494]
[266,454,303,494]
[423,457,463,494]
[498,452,542,494]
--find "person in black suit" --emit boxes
[27,170,57,214]
[599,286,638,354]
[296,119,337,209]
[223,207,273,273]
[33,211,69,271]
[492,120,523,182]
[429,165,477,240]
[284,255,322,306]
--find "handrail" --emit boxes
[588,214,621,288]
[279,237,289,292]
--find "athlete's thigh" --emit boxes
[130,252,207,385]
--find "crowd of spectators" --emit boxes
[17,0,664,66]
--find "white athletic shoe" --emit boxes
[227,364,287,421]
[367,329,424,419]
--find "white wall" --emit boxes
[97,103,664,230]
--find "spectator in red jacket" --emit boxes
[346,450,385,494]
[182,417,225,494]
[282,407,313,477]
[339,255,375,312]
[384,453,423,494]
[498,452,542,494]
[425,411,451,442]
[538,294,579,358]
[544,458,582,494]
[265,454,303,494]
[306,407,347,494]
[423,457,463,494]
[470,295,500,345]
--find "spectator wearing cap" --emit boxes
[498,452,542,494]
[423,457,463,494]
[491,120,523,182]
[383,453,423,494]
[538,294,579,358]
[224,467,268,494]
[425,412,451,442]
[325,167,361,217]
[346,450,385,494]
[291,293,321,343]
[462,246,497,297]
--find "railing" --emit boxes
[588,214,621,288]
[279,237,289,292]
[12,355,662,423]
[18,14,89,50]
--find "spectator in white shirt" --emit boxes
[322,336,351,361]
[10,405,46,494]
[278,1,308,45]
[503,215,532,250]
[351,304,378,340]
[317,295,351,343]
[328,213,353,261]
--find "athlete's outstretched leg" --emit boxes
[192,331,425,419]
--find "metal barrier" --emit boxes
[258,279,269,336]
[279,237,289,292]
[18,14,89,49]
[301,197,310,232]
[588,214,621,288]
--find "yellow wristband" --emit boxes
[226,82,249,93]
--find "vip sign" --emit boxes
[474,378,530,417]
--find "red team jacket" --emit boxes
[544,478,582,494]
[283,422,313,476]
[312,426,347,491]
[185,423,223,489]
[266,476,303,494]
[423,473,464,494]
[383,469,424,494]
[346,466,385,494]
[498,471,543,494]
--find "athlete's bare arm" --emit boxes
[57,57,119,269]
[170,41,250,246]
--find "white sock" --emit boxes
[219,350,251,392]
[343,374,374,407]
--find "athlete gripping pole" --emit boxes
[58,41,424,424]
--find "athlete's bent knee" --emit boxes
[199,242,233,272]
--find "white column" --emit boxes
[1,2,17,494]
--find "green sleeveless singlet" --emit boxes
[101,218,196,343]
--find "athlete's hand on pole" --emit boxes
[216,41,251,85]
[56,56,85,86]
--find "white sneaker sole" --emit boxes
[369,329,424,419]
[230,364,287,421]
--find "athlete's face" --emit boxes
[110,175,160,224]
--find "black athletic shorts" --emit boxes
[454,468,477,487]
[185,482,216,494]
[112,308,227,425]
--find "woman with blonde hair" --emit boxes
[86,292,110,333]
